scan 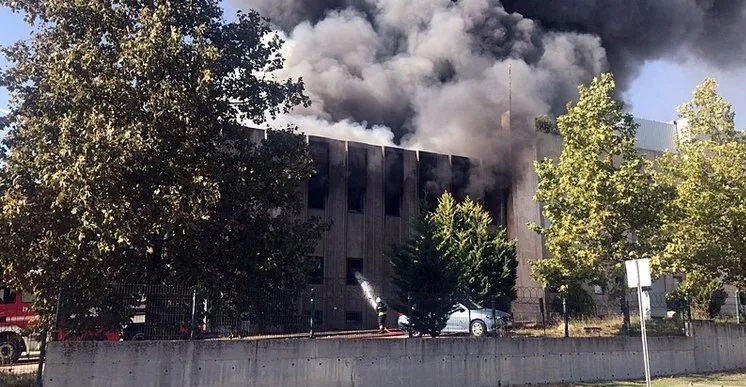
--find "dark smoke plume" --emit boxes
[232,0,745,190]
[500,0,746,89]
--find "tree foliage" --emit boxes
[389,215,459,337]
[530,73,671,295]
[390,192,517,334]
[535,115,559,135]
[658,78,746,290]
[429,192,517,309]
[667,271,728,319]
[0,0,323,330]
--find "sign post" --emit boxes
[625,258,652,387]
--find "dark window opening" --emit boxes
[385,149,404,216]
[346,258,363,285]
[308,256,324,285]
[308,140,330,210]
[418,152,446,211]
[485,188,508,227]
[345,311,362,325]
[347,146,367,213]
[450,156,471,202]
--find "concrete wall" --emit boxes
[44,322,746,387]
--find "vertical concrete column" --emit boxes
[402,150,419,239]
[364,145,384,327]
[326,138,348,329]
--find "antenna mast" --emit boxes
[508,63,512,116]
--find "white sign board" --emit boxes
[625,258,652,288]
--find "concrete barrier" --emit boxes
[43,322,746,387]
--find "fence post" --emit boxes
[491,296,497,338]
[52,286,64,341]
[736,290,741,325]
[407,293,412,338]
[309,288,316,339]
[680,298,686,335]
[539,297,546,335]
[685,291,691,321]
[625,300,631,336]
[34,329,47,387]
[562,297,569,338]
[189,288,198,340]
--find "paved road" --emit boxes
[0,358,38,374]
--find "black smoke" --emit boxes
[500,0,746,89]
[232,0,745,162]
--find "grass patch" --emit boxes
[0,371,34,387]
[542,370,746,386]
[511,316,685,338]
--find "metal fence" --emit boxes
[52,282,745,341]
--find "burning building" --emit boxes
[230,0,746,328]
[245,116,679,330]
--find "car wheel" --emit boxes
[0,335,23,364]
[131,332,146,341]
[409,329,422,338]
[429,331,440,338]
[470,320,487,337]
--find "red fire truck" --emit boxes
[0,286,39,364]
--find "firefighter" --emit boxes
[376,297,388,334]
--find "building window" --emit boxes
[418,152,445,211]
[485,188,508,227]
[345,311,362,326]
[308,256,324,285]
[450,156,471,202]
[346,258,363,285]
[308,140,329,210]
[385,148,403,216]
[347,146,367,213]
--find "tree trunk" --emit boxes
[144,235,165,339]
[617,276,631,335]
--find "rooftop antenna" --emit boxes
[508,63,512,118]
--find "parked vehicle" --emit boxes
[397,300,512,337]
[0,286,39,364]
[0,285,123,364]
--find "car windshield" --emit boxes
[460,299,482,310]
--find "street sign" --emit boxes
[625,258,653,387]
[625,258,652,288]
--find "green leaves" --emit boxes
[390,192,517,334]
[0,1,322,329]
[659,79,746,290]
[429,192,517,306]
[530,73,669,294]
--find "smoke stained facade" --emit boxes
[246,116,680,329]
[229,0,746,328]
[246,128,512,329]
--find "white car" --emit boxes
[397,300,512,337]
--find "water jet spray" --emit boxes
[353,272,380,310]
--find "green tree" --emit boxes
[535,115,559,135]
[390,215,459,337]
[530,73,670,315]
[658,78,746,290]
[390,192,517,335]
[429,192,517,309]
[0,1,323,331]
[667,271,728,319]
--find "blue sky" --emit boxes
[2,4,744,130]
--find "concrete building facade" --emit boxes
[247,117,707,330]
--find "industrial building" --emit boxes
[246,118,688,330]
